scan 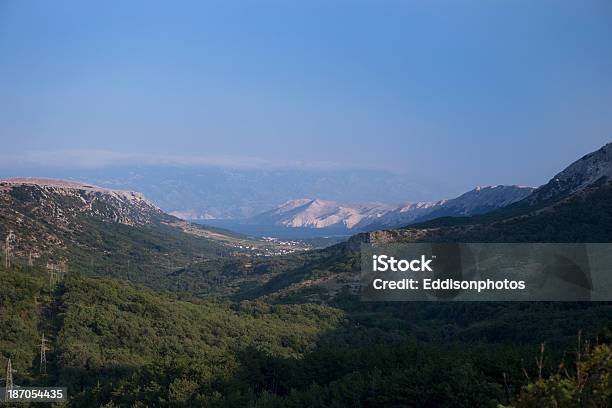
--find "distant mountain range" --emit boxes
[239,185,535,233]
[0,166,454,220]
[242,142,612,303]
[228,144,612,235]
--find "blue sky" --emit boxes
[0,0,611,193]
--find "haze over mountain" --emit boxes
[0,166,454,220]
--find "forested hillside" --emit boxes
[1,262,610,407]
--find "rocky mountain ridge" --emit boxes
[244,185,535,232]
[524,142,612,205]
[0,177,164,227]
[358,142,612,246]
[246,198,396,229]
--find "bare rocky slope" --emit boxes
[244,185,535,232]
[1,177,165,227]
[523,142,612,205]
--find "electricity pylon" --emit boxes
[48,264,58,288]
[4,358,14,402]
[40,333,49,374]
[4,230,16,269]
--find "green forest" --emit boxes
[1,262,610,407]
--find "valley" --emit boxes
[3,2,610,405]
[1,143,612,406]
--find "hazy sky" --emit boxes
[1,0,611,192]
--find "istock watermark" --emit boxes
[361,243,612,301]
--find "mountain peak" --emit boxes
[555,142,612,187]
[525,142,612,204]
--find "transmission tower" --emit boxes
[59,260,68,280]
[4,230,16,269]
[47,263,58,288]
[4,358,14,402]
[4,236,8,270]
[40,333,49,374]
